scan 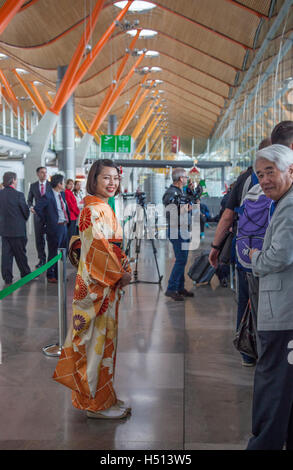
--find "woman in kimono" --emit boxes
[53,159,131,419]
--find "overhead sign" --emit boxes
[101,135,132,153]
[101,135,116,153]
[116,135,131,153]
[171,135,180,153]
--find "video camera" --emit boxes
[122,191,147,207]
[169,184,203,206]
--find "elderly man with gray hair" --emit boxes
[162,167,194,301]
[245,144,293,450]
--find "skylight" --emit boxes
[114,1,156,12]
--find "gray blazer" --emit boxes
[252,184,293,331]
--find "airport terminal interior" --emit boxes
[0,0,293,451]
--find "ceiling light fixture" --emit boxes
[114,1,156,13]
[145,50,160,57]
[15,68,28,74]
[127,29,157,38]
[150,66,162,72]
[0,53,8,60]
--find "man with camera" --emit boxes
[162,168,198,301]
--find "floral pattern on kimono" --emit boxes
[53,196,131,412]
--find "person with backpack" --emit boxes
[209,138,271,367]
[235,182,272,355]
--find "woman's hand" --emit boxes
[116,272,132,289]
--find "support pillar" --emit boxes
[221,167,225,192]
[108,114,117,160]
[108,114,117,135]
[57,66,75,180]
[145,137,149,159]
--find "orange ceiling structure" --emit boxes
[0,0,289,155]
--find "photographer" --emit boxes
[162,168,198,301]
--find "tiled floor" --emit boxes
[0,226,254,450]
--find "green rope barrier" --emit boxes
[0,252,62,301]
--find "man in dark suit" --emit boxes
[0,172,31,285]
[27,166,52,268]
[34,174,70,283]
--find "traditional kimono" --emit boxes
[53,195,131,412]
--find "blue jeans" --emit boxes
[167,237,189,292]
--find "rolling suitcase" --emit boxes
[188,250,215,284]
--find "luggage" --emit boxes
[188,250,216,284]
[233,301,258,359]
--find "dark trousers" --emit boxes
[247,330,293,450]
[34,214,46,263]
[246,272,260,355]
[167,237,189,292]
[46,225,67,279]
[200,214,206,233]
[1,236,31,283]
[236,267,254,363]
[67,219,77,248]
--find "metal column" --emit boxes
[57,65,75,180]
[108,114,117,159]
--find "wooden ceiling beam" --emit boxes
[168,112,212,131]
[154,30,241,71]
[20,0,40,12]
[159,52,235,87]
[50,0,107,115]
[0,25,240,75]
[89,51,146,134]
[163,68,229,99]
[168,119,208,138]
[224,0,269,18]
[0,0,27,35]
[154,1,253,50]
[167,112,213,133]
[165,95,218,123]
[163,79,223,109]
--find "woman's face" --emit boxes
[75,182,81,191]
[95,166,119,200]
[66,181,74,190]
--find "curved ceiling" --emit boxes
[0,0,284,155]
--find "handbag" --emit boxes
[233,301,258,359]
[218,231,234,264]
[68,235,81,268]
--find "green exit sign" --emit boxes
[101,135,131,153]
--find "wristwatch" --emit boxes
[211,243,221,250]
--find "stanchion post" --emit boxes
[58,248,67,347]
[42,248,67,357]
